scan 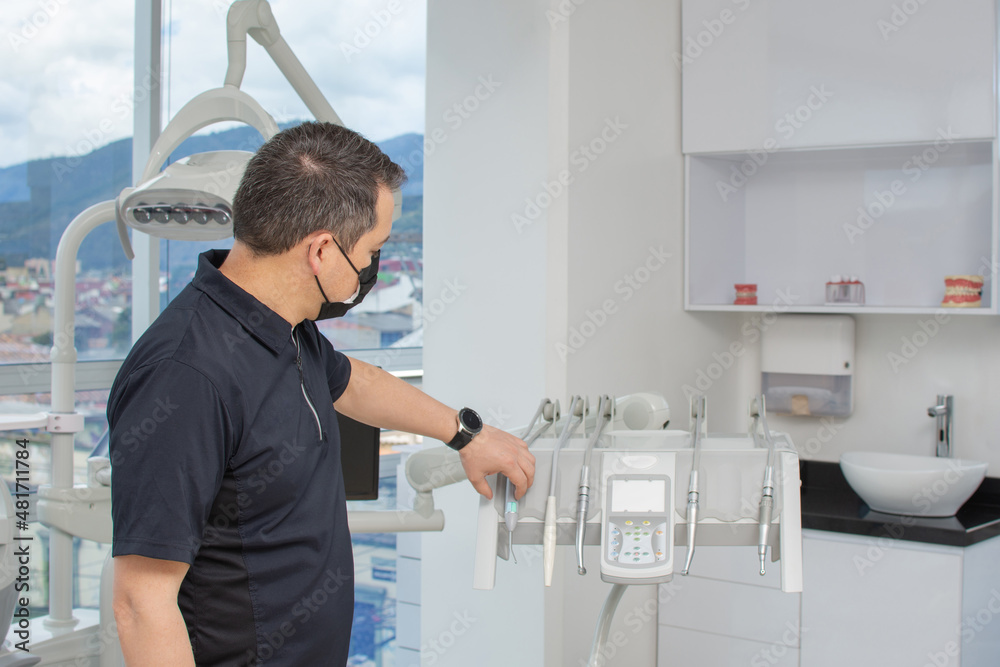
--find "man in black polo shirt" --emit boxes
[108,122,535,666]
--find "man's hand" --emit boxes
[458,425,535,500]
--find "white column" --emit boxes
[131,0,162,341]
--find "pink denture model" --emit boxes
[734,284,757,305]
[942,275,984,308]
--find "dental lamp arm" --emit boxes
[224,0,279,88]
[225,0,343,125]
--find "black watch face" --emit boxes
[461,409,483,432]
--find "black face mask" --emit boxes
[313,246,380,320]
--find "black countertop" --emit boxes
[799,460,1000,548]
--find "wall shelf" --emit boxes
[687,305,996,316]
[684,140,998,314]
[681,0,998,316]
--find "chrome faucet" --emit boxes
[927,395,953,458]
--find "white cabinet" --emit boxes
[657,545,802,666]
[659,531,1000,666]
[800,530,963,667]
[800,530,1000,667]
[681,0,996,153]
[681,0,999,314]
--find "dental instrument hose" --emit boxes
[576,395,613,576]
[505,399,558,563]
[587,584,628,667]
[545,396,583,587]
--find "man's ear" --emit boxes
[306,232,334,273]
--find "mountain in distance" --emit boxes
[0,123,424,273]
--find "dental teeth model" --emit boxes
[734,283,757,305]
[941,275,984,308]
[825,275,865,305]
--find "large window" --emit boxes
[0,2,135,364]
[0,0,136,629]
[1,1,426,663]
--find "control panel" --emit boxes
[600,452,675,585]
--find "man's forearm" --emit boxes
[116,603,196,666]
[336,357,458,442]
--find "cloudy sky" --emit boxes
[1,0,426,168]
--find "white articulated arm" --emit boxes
[404,446,466,517]
[224,0,281,88]
[225,0,343,126]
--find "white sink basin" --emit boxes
[840,452,988,517]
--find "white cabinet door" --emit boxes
[681,0,996,153]
[800,531,963,667]
[658,546,802,666]
[659,626,801,667]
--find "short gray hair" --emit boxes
[232,122,406,255]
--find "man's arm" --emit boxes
[334,357,535,499]
[113,555,195,666]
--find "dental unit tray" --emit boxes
[473,429,803,593]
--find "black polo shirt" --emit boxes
[109,249,355,666]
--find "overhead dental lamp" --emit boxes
[115,150,252,241]
[111,0,401,259]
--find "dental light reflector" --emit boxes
[116,150,253,241]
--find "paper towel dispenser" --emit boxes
[761,315,854,417]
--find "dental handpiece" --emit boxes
[504,399,559,562]
[681,395,706,576]
[758,467,775,576]
[755,396,778,576]
[576,395,613,576]
[544,396,584,587]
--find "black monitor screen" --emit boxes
[336,411,380,500]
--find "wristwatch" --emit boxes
[446,408,483,451]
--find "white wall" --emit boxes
[423,1,1000,665]
[422,0,743,664]
[421,0,553,664]
[554,2,741,665]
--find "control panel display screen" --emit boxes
[611,479,666,513]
